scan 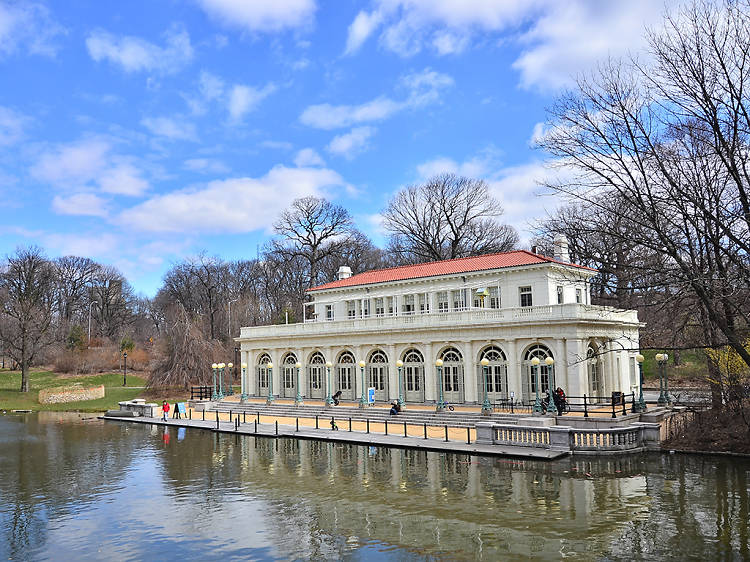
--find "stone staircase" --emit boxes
[202,400,525,428]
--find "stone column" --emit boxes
[559,339,568,392]
[424,341,435,403]
[271,348,281,399]
[506,339,521,402]
[463,340,477,403]
[296,347,305,398]
[388,343,398,401]
[565,339,586,398]
[325,346,334,399]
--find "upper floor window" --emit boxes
[437,291,449,312]
[403,294,415,314]
[347,300,356,319]
[325,304,334,320]
[361,299,370,317]
[452,290,465,310]
[419,293,429,313]
[489,286,500,309]
[387,296,395,315]
[374,297,384,316]
[519,286,532,307]
[557,286,563,304]
[576,288,582,303]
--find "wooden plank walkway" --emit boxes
[101,415,568,460]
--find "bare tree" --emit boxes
[382,174,518,263]
[537,0,750,368]
[0,247,55,391]
[272,196,354,290]
[90,265,135,341]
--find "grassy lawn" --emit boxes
[640,348,707,386]
[0,369,148,412]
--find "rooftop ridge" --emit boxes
[308,249,595,293]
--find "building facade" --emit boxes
[236,241,642,405]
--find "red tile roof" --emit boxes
[308,250,596,292]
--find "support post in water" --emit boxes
[275,420,278,435]
[584,395,589,418]
[444,425,448,442]
[367,419,370,434]
[424,423,427,439]
[611,396,616,419]
[257,412,260,423]
[403,421,407,437]
[296,417,299,432]
[254,420,257,433]
[466,427,471,444]
[216,410,219,429]
[243,412,246,424]
[622,395,627,416]
[385,419,388,436]
[202,410,205,421]
[315,415,319,429]
[349,417,352,432]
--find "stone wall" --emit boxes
[38,385,105,404]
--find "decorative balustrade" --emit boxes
[239,304,639,339]
[476,421,661,454]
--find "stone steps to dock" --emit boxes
[203,400,525,429]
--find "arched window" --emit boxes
[440,347,463,363]
[282,352,297,389]
[308,352,325,391]
[439,347,463,394]
[523,344,554,396]
[403,349,424,364]
[367,349,388,393]
[587,344,602,396]
[402,349,424,399]
[257,353,271,388]
[480,345,506,363]
[336,351,355,391]
[338,351,355,363]
[479,345,507,396]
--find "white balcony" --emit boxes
[238,303,640,340]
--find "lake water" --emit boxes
[0,412,748,561]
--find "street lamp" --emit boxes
[656,353,670,405]
[122,352,127,386]
[217,363,225,399]
[435,358,445,412]
[531,357,542,413]
[266,362,274,404]
[359,360,367,409]
[211,363,218,400]
[545,357,556,414]
[295,361,303,406]
[480,357,492,415]
[325,361,333,407]
[241,363,248,402]
[635,354,646,412]
[227,362,234,396]
[396,359,405,408]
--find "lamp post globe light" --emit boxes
[227,363,234,396]
[545,357,556,414]
[211,363,218,400]
[435,359,445,412]
[635,354,646,412]
[656,353,670,405]
[217,363,226,399]
[396,359,404,408]
[325,361,333,407]
[359,360,367,409]
[295,361,303,406]
[241,363,248,402]
[266,362,274,404]
[531,357,542,413]
[480,358,492,415]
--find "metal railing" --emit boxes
[190,386,212,400]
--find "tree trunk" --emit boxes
[21,362,29,393]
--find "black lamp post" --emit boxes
[123,352,127,386]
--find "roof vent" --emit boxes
[337,266,352,280]
[553,234,570,262]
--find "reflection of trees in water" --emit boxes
[0,413,145,559]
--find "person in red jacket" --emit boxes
[161,400,170,421]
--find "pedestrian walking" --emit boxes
[161,400,170,421]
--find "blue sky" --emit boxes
[0,0,676,295]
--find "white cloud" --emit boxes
[86,26,193,74]
[31,139,150,197]
[118,165,346,233]
[51,193,109,217]
[326,127,375,159]
[300,68,452,129]
[196,0,317,32]
[345,10,382,55]
[184,158,230,174]
[0,1,64,57]
[260,140,293,150]
[416,156,489,180]
[228,83,276,122]
[0,106,27,145]
[98,164,149,196]
[294,148,325,167]
[141,116,197,141]
[199,71,225,100]
[42,232,119,257]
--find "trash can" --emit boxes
[611,391,624,406]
